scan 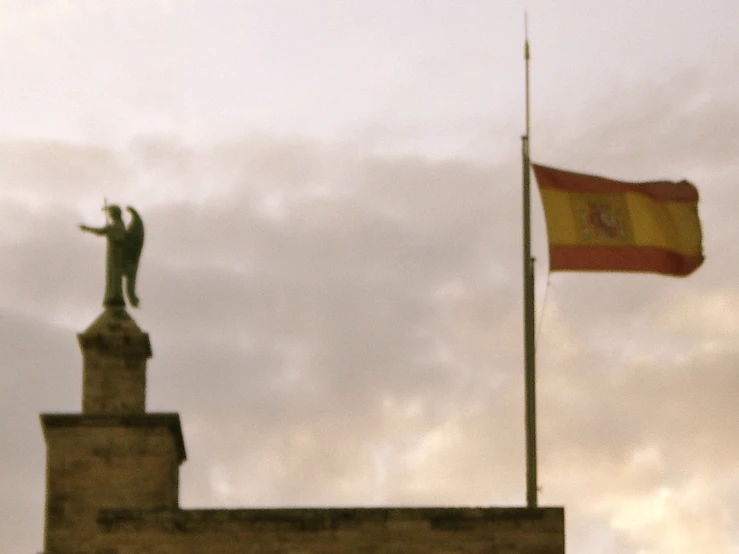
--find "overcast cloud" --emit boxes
[1,2,738,553]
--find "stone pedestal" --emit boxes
[78,308,152,414]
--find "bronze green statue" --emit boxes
[79,204,144,308]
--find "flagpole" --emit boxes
[522,13,538,509]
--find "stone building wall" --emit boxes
[89,507,565,554]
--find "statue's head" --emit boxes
[106,205,122,220]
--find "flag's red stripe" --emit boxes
[533,164,699,203]
[549,245,704,277]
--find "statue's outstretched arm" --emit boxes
[79,224,108,236]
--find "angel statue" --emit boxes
[79,204,144,309]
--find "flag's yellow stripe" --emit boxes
[538,189,579,243]
[627,194,702,255]
[540,189,702,255]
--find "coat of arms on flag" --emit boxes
[573,195,633,243]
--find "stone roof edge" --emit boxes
[40,412,186,462]
[98,506,565,526]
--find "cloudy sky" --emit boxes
[1,1,738,552]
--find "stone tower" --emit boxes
[40,307,186,554]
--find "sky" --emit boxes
[1,1,738,552]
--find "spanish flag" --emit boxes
[532,164,704,277]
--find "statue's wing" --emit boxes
[123,207,144,277]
